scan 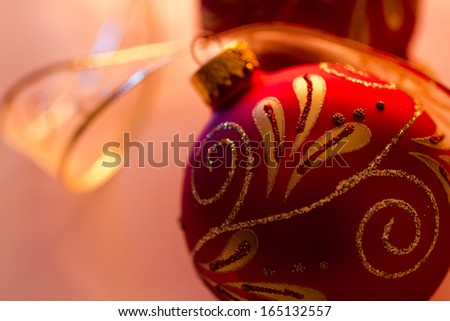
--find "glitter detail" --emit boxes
[253,97,285,197]
[343,64,370,78]
[206,140,231,173]
[291,74,327,154]
[368,105,422,171]
[332,113,346,126]
[191,122,253,228]
[382,203,420,256]
[203,229,258,273]
[376,101,385,111]
[292,263,306,273]
[225,282,326,301]
[263,104,282,161]
[206,277,326,301]
[195,170,435,258]
[286,123,371,199]
[263,266,276,276]
[296,74,313,135]
[356,193,437,279]
[209,241,251,271]
[320,63,397,90]
[297,125,355,175]
[201,276,246,301]
[191,137,236,206]
[192,107,426,258]
[360,200,419,258]
[412,134,450,150]
[430,135,445,145]
[411,152,450,204]
[353,108,365,120]
[192,98,438,281]
[319,262,329,270]
[196,173,438,281]
[242,284,304,300]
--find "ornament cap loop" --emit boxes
[191,40,259,110]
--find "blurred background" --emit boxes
[0,0,448,300]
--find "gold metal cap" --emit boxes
[191,40,259,109]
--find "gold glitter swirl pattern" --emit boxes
[370,177,436,275]
[319,63,397,90]
[381,201,420,256]
[191,122,254,255]
[191,109,435,263]
[193,138,236,202]
[191,122,253,219]
[357,170,438,279]
[253,97,285,197]
[193,168,438,262]
[205,139,233,173]
[202,229,258,273]
[356,198,427,278]
[191,68,441,287]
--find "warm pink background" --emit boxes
[0,0,448,300]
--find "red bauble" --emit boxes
[201,0,418,58]
[182,44,450,300]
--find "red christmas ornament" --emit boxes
[201,0,419,58]
[181,41,450,300]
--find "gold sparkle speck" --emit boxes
[292,263,306,273]
[263,266,276,276]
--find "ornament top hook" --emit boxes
[190,31,224,66]
[191,39,260,110]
